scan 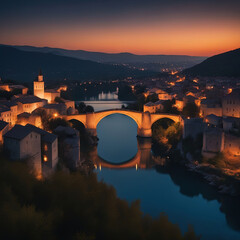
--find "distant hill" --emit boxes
[13,45,206,65]
[183,48,240,77]
[0,45,153,82]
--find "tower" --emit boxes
[34,70,45,99]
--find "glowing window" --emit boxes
[44,144,48,151]
[43,155,48,162]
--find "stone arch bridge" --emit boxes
[65,109,183,138]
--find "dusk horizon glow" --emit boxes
[1,0,240,56]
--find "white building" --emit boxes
[222,89,240,118]
[143,100,165,113]
[25,124,58,169]
[33,70,60,103]
[13,95,47,114]
[3,125,42,178]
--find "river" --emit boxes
[82,98,240,240]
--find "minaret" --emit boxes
[33,69,45,99]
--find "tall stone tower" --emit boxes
[33,69,45,99]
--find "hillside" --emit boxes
[13,45,206,64]
[0,45,152,82]
[183,48,240,77]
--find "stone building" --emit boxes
[25,124,58,169]
[0,100,18,126]
[3,125,42,178]
[224,133,240,157]
[202,127,225,158]
[183,118,205,140]
[54,126,80,169]
[222,89,240,118]
[0,120,9,144]
[17,112,42,128]
[33,70,45,99]
[200,99,222,117]
[0,84,28,95]
[33,71,60,103]
[143,100,165,113]
[13,95,47,114]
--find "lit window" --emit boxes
[44,144,48,151]
[43,155,48,162]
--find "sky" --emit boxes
[0,0,239,56]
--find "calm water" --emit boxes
[82,90,119,101]
[83,101,133,112]
[88,112,240,240]
[77,89,134,111]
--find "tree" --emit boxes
[54,96,64,103]
[162,100,180,114]
[76,102,94,113]
[118,85,135,100]
[146,93,158,103]
[48,117,69,131]
[32,108,50,131]
[85,105,94,113]
[0,154,200,240]
[182,103,199,118]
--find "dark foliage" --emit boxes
[0,156,200,240]
[182,103,199,118]
[76,102,95,113]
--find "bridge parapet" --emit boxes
[65,110,183,138]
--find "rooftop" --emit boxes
[45,89,59,93]
[0,105,10,114]
[17,112,31,118]
[25,124,57,143]
[4,125,35,140]
[14,95,43,104]
[0,120,8,131]
[144,102,155,107]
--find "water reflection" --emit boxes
[92,138,156,169]
[156,164,240,232]
[83,113,240,240]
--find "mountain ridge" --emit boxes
[0,45,153,82]
[183,48,240,77]
[9,45,206,64]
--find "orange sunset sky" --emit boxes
[0,0,239,56]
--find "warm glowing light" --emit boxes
[53,113,58,118]
[228,88,233,94]
[44,144,48,151]
[171,70,178,75]
[43,155,48,162]
[99,164,101,171]
[136,164,138,171]
[176,76,185,83]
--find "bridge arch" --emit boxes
[65,110,183,138]
[94,110,142,128]
[150,113,183,126]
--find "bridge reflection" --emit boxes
[90,138,157,169]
